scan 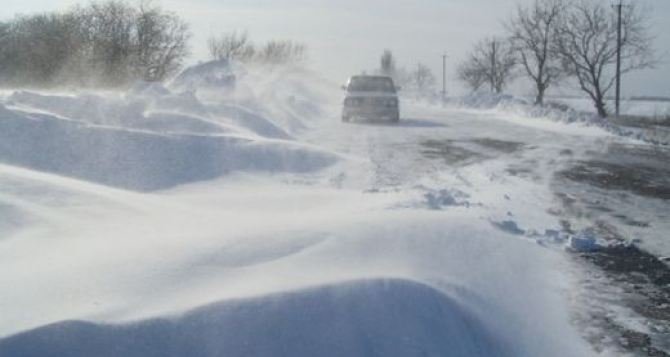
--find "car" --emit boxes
[341,75,400,123]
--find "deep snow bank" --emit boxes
[0,63,342,190]
[0,104,336,191]
[203,64,339,135]
[0,279,507,357]
[0,66,595,356]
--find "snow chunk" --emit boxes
[423,188,471,209]
[491,220,526,236]
[567,229,601,252]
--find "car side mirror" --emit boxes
[341,85,347,91]
[395,86,402,91]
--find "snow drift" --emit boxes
[0,63,341,190]
[0,64,595,357]
[170,59,236,94]
[0,103,336,191]
[451,93,670,145]
[0,279,507,357]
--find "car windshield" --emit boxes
[348,77,395,92]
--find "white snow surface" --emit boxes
[4,64,660,356]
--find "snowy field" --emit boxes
[1,64,669,356]
[554,97,670,118]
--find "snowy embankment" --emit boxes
[0,66,339,191]
[1,279,505,357]
[451,93,670,145]
[0,63,592,356]
[0,170,587,356]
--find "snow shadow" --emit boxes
[0,279,510,357]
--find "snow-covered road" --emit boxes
[1,71,669,356]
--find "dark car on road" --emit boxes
[342,75,400,123]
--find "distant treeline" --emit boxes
[0,1,189,88]
[207,31,307,66]
[455,0,655,118]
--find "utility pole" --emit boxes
[614,1,623,117]
[491,40,497,93]
[442,53,448,104]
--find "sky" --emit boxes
[2,0,669,96]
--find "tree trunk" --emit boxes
[535,85,545,106]
[595,98,608,118]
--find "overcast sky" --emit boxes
[3,0,669,96]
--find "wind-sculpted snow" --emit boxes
[0,105,337,191]
[7,90,291,139]
[0,65,345,190]
[452,93,602,126]
[0,67,606,356]
[452,93,670,144]
[0,279,508,357]
[169,59,236,94]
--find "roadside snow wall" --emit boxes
[0,279,509,357]
[0,64,340,191]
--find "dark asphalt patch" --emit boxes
[560,161,670,200]
[581,245,670,286]
[611,214,651,228]
[420,138,523,166]
[420,140,487,165]
[552,142,670,355]
[470,138,524,153]
[578,245,670,356]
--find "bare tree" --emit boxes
[0,0,190,87]
[0,23,9,81]
[78,0,137,84]
[208,31,255,62]
[555,0,654,117]
[379,49,396,77]
[0,13,84,86]
[457,38,516,94]
[255,40,306,65]
[134,1,190,81]
[457,61,487,92]
[410,63,436,95]
[507,0,566,105]
[457,60,476,93]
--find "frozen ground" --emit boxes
[1,65,669,356]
